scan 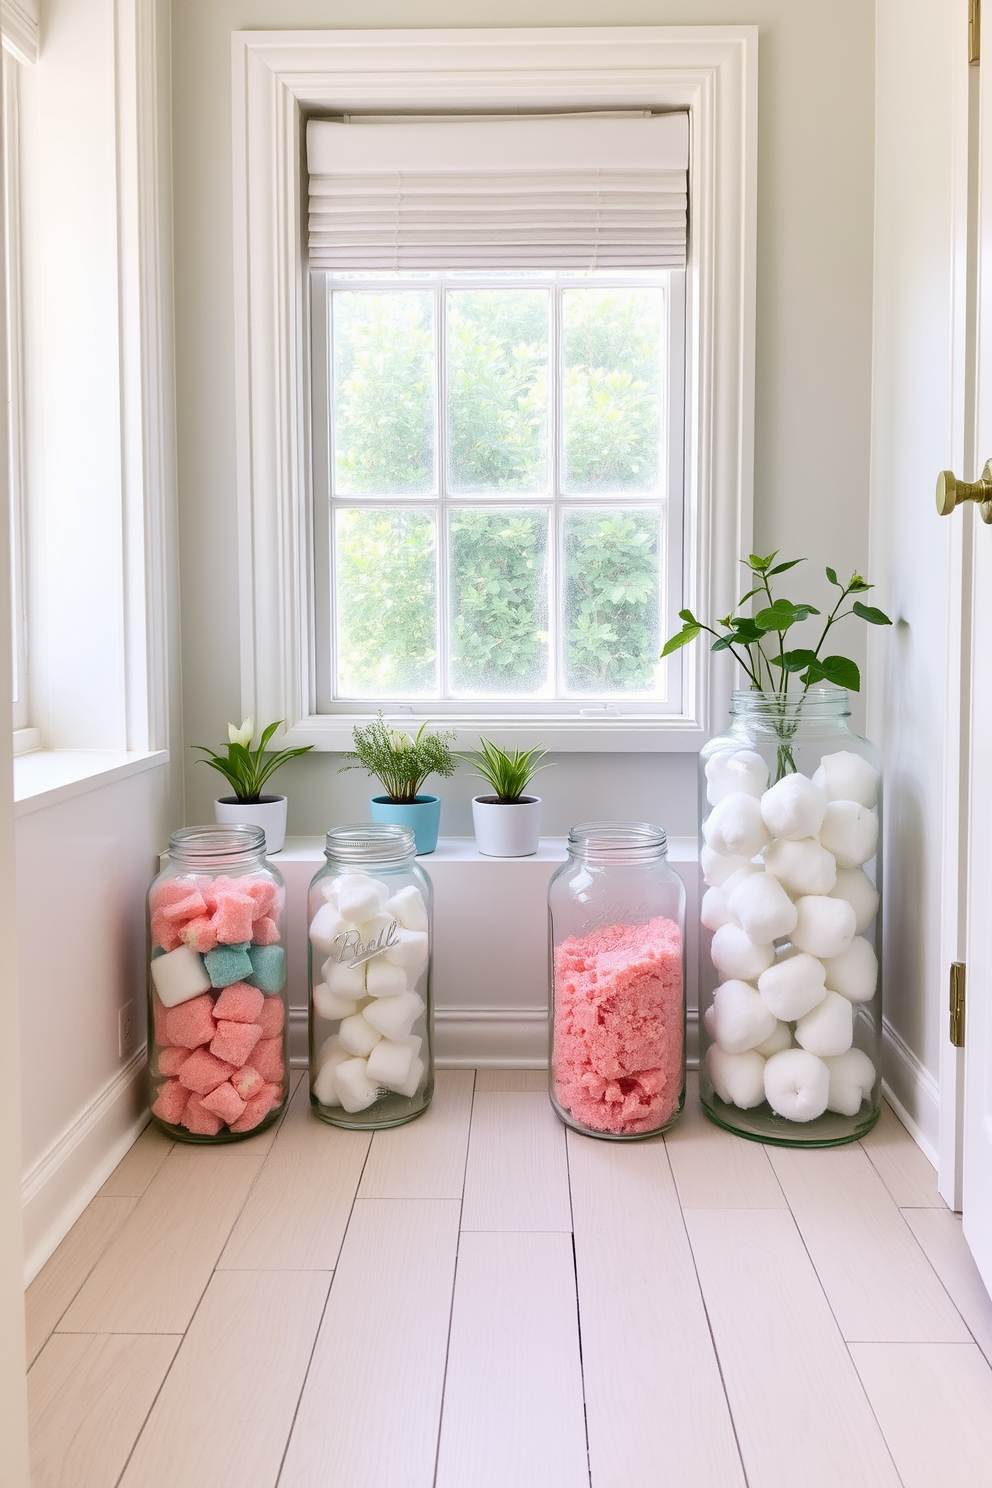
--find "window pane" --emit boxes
[561,287,665,495]
[448,508,549,696]
[447,290,548,493]
[334,508,437,695]
[562,508,663,694]
[333,291,435,495]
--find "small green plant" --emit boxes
[193,719,313,802]
[461,738,550,803]
[341,715,456,804]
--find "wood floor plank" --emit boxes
[475,1069,547,1092]
[860,1102,944,1208]
[567,1132,746,1488]
[279,1198,461,1488]
[434,1231,588,1488]
[218,1079,371,1270]
[768,1143,968,1341]
[461,1091,570,1231]
[97,1122,173,1198]
[850,1342,992,1488]
[120,1270,330,1488]
[686,1209,902,1488]
[28,1332,179,1488]
[665,1074,787,1210]
[25,1197,136,1365]
[358,1070,474,1199]
[57,1150,263,1333]
[904,1209,992,1362]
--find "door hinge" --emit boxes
[950,961,966,1047]
[971,0,981,64]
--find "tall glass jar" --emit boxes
[308,823,434,1128]
[698,689,882,1145]
[147,825,289,1142]
[549,822,686,1140]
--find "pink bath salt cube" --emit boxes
[256,997,285,1039]
[192,876,218,915]
[158,1045,191,1077]
[212,887,256,945]
[165,993,216,1050]
[180,1094,225,1136]
[150,912,183,953]
[150,876,201,917]
[177,1046,236,1095]
[251,916,281,946]
[152,995,172,1048]
[213,982,265,1024]
[151,1079,190,1125]
[200,1080,247,1124]
[248,1036,284,1084]
[242,876,282,920]
[229,1081,283,1133]
[210,1019,263,1068]
[230,1064,265,1101]
[180,916,219,954]
[160,886,208,924]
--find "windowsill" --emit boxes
[274,834,698,864]
[13,728,41,756]
[14,749,170,816]
[280,714,705,755]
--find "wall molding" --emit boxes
[881,1014,940,1167]
[1,0,38,66]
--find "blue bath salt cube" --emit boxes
[203,941,253,989]
[247,944,285,994]
[151,946,165,959]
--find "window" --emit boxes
[3,48,28,736]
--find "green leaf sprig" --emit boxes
[193,719,313,803]
[459,738,550,803]
[341,714,456,804]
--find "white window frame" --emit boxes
[3,50,29,739]
[232,25,757,752]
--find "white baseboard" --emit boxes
[881,1015,940,1166]
[21,1049,149,1284]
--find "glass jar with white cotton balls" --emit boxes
[308,823,433,1128]
[698,689,881,1146]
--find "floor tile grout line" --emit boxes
[893,1203,992,1356]
[431,1068,477,1488]
[561,1129,593,1488]
[28,1194,143,1363]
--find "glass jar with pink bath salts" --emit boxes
[549,822,686,1140]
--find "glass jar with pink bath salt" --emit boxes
[308,823,434,1129]
[147,825,289,1142]
[549,822,686,1140]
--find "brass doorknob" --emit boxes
[936,461,992,521]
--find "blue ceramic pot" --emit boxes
[369,794,441,854]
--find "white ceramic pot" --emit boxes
[214,794,288,854]
[472,795,542,857]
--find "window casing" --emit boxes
[4,50,28,734]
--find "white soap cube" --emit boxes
[703,1004,717,1038]
[366,1037,415,1090]
[312,982,359,1022]
[795,989,854,1057]
[309,902,348,955]
[763,837,838,897]
[150,945,212,1008]
[790,894,857,959]
[754,1020,793,1058]
[313,1036,349,1106]
[819,800,878,868]
[822,936,878,1002]
[710,979,778,1054]
[763,1048,830,1122]
[395,1055,425,1100]
[383,928,429,974]
[338,876,387,924]
[333,1057,381,1114]
[703,793,770,859]
[321,957,367,999]
[710,924,775,982]
[365,958,409,997]
[812,750,878,809]
[356,913,398,957]
[700,846,751,887]
[705,749,769,805]
[760,773,828,841]
[338,1011,383,1057]
[828,867,879,934]
[824,1048,877,1116]
[384,884,428,932]
[318,882,339,907]
[706,1045,766,1108]
[728,871,798,943]
[700,886,739,933]
[363,990,426,1042]
[405,1034,423,1059]
[757,950,827,1021]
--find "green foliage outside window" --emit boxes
[564,511,661,693]
[335,509,437,695]
[449,509,548,693]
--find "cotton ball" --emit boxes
[312,982,360,1021]
[763,1048,830,1122]
[795,990,854,1057]
[701,845,753,888]
[337,875,388,923]
[824,1048,877,1116]
[728,871,798,943]
[710,924,775,982]
[321,957,367,1000]
[705,749,769,805]
[812,750,878,809]
[383,885,428,932]
[822,936,878,1002]
[703,793,770,859]
[710,979,778,1054]
[703,1004,717,1038]
[819,800,878,868]
[828,867,879,934]
[754,1020,793,1057]
[338,1011,382,1058]
[760,773,828,841]
[790,895,857,959]
[312,1035,349,1106]
[706,1045,766,1108]
[333,1056,381,1114]
[721,864,762,896]
[757,950,827,1021]
[763,837,838,897]
[701,886,740,933]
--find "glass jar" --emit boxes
[549,822,686,1140]
[147,825,289,1142]
[698,689,882,1145]
[308,823,434,1128]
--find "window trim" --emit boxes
[231,25,757,752]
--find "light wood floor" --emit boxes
[25,1069,992,1488]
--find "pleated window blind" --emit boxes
[305,112,689,272]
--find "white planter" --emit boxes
[214,794,288,854]
[472,795,542,858]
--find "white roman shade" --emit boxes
[306,113,689,272]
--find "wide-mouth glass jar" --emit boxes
[698,689,882,1146]
[549,821,686,1140]
[308,823,434,1128]
[147,825,288,1142]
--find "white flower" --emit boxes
[228,718,253,748]
[389,729,413,753]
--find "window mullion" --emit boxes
[436,279,448,702]
[550,278,562,697]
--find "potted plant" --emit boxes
[462,739,549,857]
[341,715,456,855]
[193,718,313,854]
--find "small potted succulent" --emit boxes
[462,739,549,857]
[341,715,456,854]
[194,718,313,854]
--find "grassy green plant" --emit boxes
[341,715,456,804]
[193,719,313,803]
[461,739,549,803]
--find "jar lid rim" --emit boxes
[567,820,668,857]
[168,824,266,860]
[325,822,417,863]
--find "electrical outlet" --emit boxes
[118,1000,135,1059]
